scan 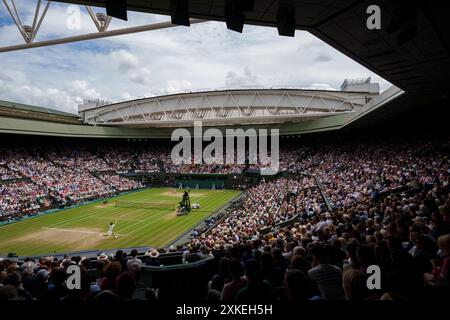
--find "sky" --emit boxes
[0,1,391,114]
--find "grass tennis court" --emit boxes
[0,188,240,257]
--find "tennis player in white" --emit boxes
[107,219,118,239]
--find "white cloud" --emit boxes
[163,80,192,93]
[225,67,259,87]
[110,50,140,72]
[129,67,152,85]
[108,50,152,85]
[121,92,133,100]
[0,76,102,114]
[304,83,336,91]
[314,53,332,62]
[69,80,102,100]
[0,81,72,113]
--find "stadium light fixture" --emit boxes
[223,0,255,33]
[105,0,128,21]
[225,0,245,33]
[171,0,190,26]
[86,6,112,32]
[277,1,296,37]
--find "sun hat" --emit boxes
[413,216,427,224]
[78,257,89,265]
[145,249,160,258]
[293,232,302,241]
[59,259,70,268]
[97,253,109,261]
[277,233,286,241]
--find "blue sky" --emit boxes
[0,1,391,114]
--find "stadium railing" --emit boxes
[140,256,215,301]
[313,175,333,211]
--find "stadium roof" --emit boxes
[78,86,380,128]
[0,85,403,138]
[0,99,80,124]
[0,0,448,137]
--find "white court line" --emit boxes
[92,217,142,222]
[42,227,127,236]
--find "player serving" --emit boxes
[107,218,118,239]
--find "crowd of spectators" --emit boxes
[192,139,450,301]
[0,181,45,219]
[1,138,449,301]
[162,154,245,174]
[0,165,19,181]
[191,176,323,248]
[98,174,143,192]
[0,147,144,222]
[0,250,159,301]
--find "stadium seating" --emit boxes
[1,138,449,301]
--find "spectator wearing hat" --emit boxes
[145,249,161,266]
[97,253,109,262]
